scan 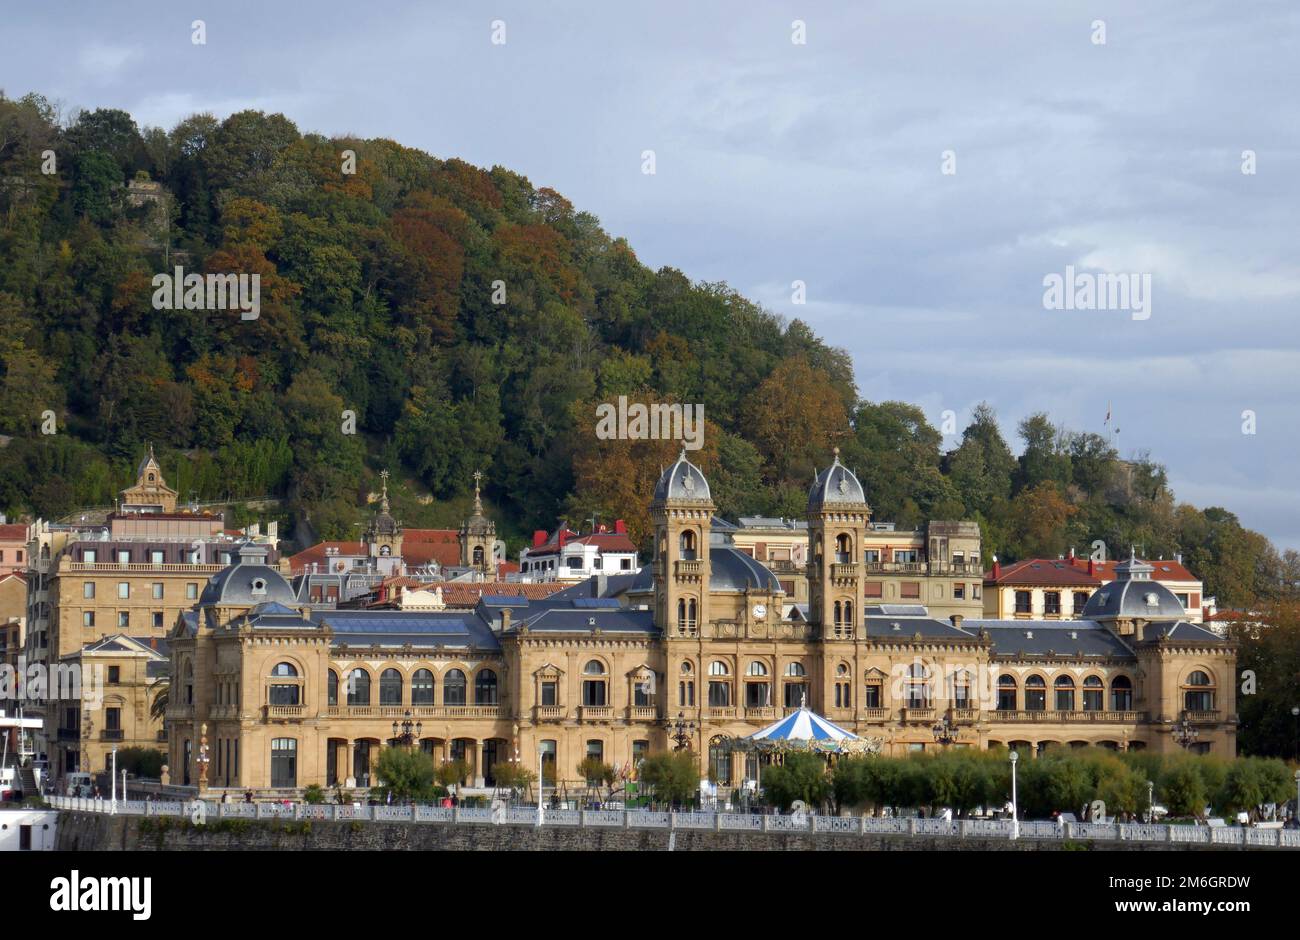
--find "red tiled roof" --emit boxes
[1092,559,1199,582]
[527,533,638,557]
[289,540,370,573]
[984,559,1102,587]
[290,529,466,574]
[0,524,28,541]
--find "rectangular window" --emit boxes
[1190,592,1200,608]
[900,582,921,599]
[864,581,884,598]
[783,683,806,708]
[108,666,120,684]
[186,582,198,599]
[82,612,95,628]
[1175,593,1189,607]
[835,682,851,708]
[1073,591,1090,612]
[150,550,164,565]
[952,552,965,565]
[863,683,881,708]
[271,738,297,788]
[105,707,121,730]
[973,584,981,600]
[707,681,730,708]
[1044,592,1061,615]
[679,680,695,707]
[894,550,918,564]
[745,683,769,708]
[83,550,96,564]
[582,680,606,707]
[153,611,164,628]
[83,583,95,599]
[117,582,129,599]
[118,611,129,628]
[953,584,965,600]
[864,550,880,564]
[541,681,557,706]
[997,685,1016,711]
[117,550,130,565]
[632,740,649,767]
[621,558,632,570]
[152,583,164,599]
[1015,590,1032,614]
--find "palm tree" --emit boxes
[149,677,169,723]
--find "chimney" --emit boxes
[614,519,626,535]
[533,530,548,548]
[501,608,511,632]
[558,529,568,548]
[992,558,1001,579]
[949,614,964,631]
[1087,558,1096,577]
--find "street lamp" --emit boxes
[932,710,959,746]
[1291,706,1299,762]
[390,710,422,748]
[1146,780,1154,824]
[1294,770,1300,826]
[666,712,696,752]
[1009,750,1019,840]
[1171,712,1199,750]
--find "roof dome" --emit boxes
[199,543,296,608]
[1081,552,1184,619]
[709,546,782,593]
[808,449,866,511]
[653,450,711,502]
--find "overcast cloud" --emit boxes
[3,0,1297,548]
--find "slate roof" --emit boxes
[808,453,867,511]
[653,452,711,502]
[864,615,980,640]
[313,610,502,651]
[511,607,658,635]
[966,620,1135,658]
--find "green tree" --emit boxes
[638,752,700,806]
[761,752,831,811]
[375,747,436,800]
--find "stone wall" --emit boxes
[55,811,1233,852]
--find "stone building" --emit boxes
[163,453,1237,798]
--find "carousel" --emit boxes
[736,706,882,756]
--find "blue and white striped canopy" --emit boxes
[746,707,860,743]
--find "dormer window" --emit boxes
[251,578,267,595]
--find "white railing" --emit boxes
[45,798,1300,848]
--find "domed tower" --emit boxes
[652,450,715,638]
[458,470,496,575]
[365,470,403,573]
[806,448,870,641]
[1081,548,1185,639]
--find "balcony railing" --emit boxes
[324,705,508,720]
[266,705,305,719]
[674,559,703,579]
[61,561,228,574]
[101,729,124,741]
[579,706,614,721]
[900,707,935,723]
[990,709,1146,723]
[1184,710,1221,723]
[628,706,658,721]
[859,708,890,721]
[57,728,79,741]
[743,706,778,721]
[704,707,737,720]
[830,563,859,581]
[534,706,566,721]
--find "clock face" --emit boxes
[752,604,767,619]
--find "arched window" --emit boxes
[380,668,403,706]
[905,662,930,708]
[475,669,499,705]
[183,661,194,705]
[951,670,972,709]
[709,736,732,786]
[997,674,1017,711]
[707,662,731,708]
[346,668,371,706]
[412,669,434,705]
[327,670,339,706]
[1024,675,1046,711]
[1082,676,1104,711]
[582,660,607,707]
[473,545,484,566]
[744,662,770,707]
[269,662,301,706]
[443,669,467,706]
[1054,675,1076,711]
[1183,670,1215,712]
[746,662,768,676]
[785,662,806,677]
[1111,675,1133,711]
[677,598,698,635]
[835,533,852,563]
[679,530,697,560]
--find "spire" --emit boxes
[380,469,391,514]
[472,469,484,516]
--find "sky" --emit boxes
[2,0,1298,550]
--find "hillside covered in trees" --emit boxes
[0,91,1293,610]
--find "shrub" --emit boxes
[376,747,437,800]
[638,751,699,806]
[302,784,326,804]
[761,752,830,812]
